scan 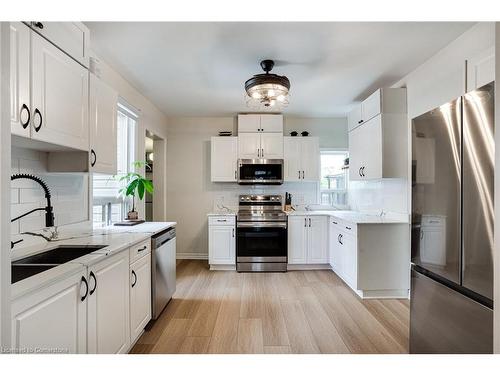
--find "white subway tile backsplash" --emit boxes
[11,146,89,236]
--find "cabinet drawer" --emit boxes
[129,239,151,264]
[361,89,381,123]
[330,216,357,236]
[209,216,236,226]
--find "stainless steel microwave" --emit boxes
[237,159,283,185]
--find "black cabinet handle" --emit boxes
[309,218,311,227]
[20,104,30,129]
[298,171,301,179]
[33,22,44,29]
[81,276,88,302]
[138,245,147,252]
[91,149,96,167]
[345,226,351,230]
[332,221,338,225]
[232,228,235,237]
[304,218,307,227]
[338,234,343,245]
[359,167,363,177]
[131,270,137,288]
[89,271,97,295]
[33,108,42,132]
[361,166,365,177]
[337,234,341,243]
[358,120,363,124]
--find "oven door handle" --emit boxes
[237,222,288,228]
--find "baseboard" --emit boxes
[176,252,208,260]
[287,264,332,270]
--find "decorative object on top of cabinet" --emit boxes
[90,73,118,174]
[348,88,407,181]
[301,131,309,136]
[26,21,90,67]
[283,136,320,182]
[290,131,298,136]
[218,131,232,136]
[211,136,238,182]
[244,60,290,109]
[347,87,407,132]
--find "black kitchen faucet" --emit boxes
[11,174,55,249]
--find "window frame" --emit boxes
[92,101,138,226]
[318,148,349,207]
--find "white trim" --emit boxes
[287,264,332,270]
[176,252,208,260]
[210,264,236,271]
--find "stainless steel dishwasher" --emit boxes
[151,227,176,320]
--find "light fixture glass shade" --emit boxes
[244,60,290,109]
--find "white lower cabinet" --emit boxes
[288,215,328,265]
[11,266,88,354]
[130,253,152,343]
[87,250,131,354]
[208,216,236,268]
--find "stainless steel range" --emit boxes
[236,194,287,272]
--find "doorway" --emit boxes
[144,130,166,222]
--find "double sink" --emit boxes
[12,245,107,284]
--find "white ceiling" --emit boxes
[86,22,473,118]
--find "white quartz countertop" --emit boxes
[207,212,236,216]
[11,222,176,299]
[286,210,409,224]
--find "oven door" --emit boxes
[236,222,287,263]
[238,159,283,185]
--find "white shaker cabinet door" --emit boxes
[209,225,235,265]
[238,133,261,159]
[130,254,152,343]
[11,268,88,354]
[238,114,261,132]
[87,251,130,354]
[284,137,301,181]
[31,32,89,151]
[260,132,284,159]
[89,73,118,174]
[300,137,320,181]
[259,114,283,132]
[211,137,238,182]
[307,216,329,264]
[288,216,308,264]
[10,22,31,138]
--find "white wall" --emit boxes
[166,116,347,258]
[0,21,11,349]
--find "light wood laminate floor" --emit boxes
[131,260,409,354]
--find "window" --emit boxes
[92,103,137,226]
[320,150,349,207]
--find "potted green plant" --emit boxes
[116,161,154,220]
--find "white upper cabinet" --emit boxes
[260,133,284,159]
[87,251,130,354]
[238,133,262,159]
[90,73,118,174]
[11,267,88,354]
[211,137,238,182]
[238,114,283,133]
[347,104,363,132]
[347,88,407,131]
[31,32,89,151]
[348,88,407,181]
[283,137,319,182]
[10,22,30,138]
[238,114,261,132]
[260,114,283,132]
[466,47,495,92]
[28,21,90,67]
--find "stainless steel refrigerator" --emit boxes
[410,82,494,353]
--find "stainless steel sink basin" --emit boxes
[11,245,107,284]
